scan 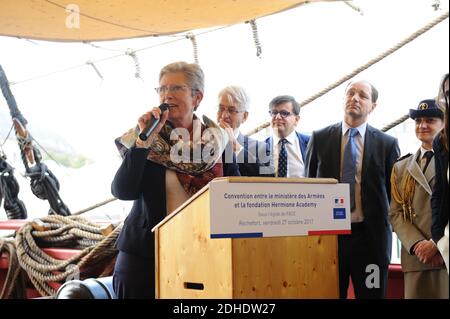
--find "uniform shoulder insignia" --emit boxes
[395,153,412,162]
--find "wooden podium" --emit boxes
[153,177,340,299]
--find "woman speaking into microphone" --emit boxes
[111,61,240,298]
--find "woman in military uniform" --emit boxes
[389,98,448,299]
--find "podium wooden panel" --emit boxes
[153,177,339,299]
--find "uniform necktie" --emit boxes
[421,151,434,173]
[342,128,358,211]
[277,138,288,177]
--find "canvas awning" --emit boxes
[0,0,338,42]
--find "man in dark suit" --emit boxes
[239,95,309,177]
[305,80,400,298]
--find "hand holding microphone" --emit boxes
[137,103,170,144]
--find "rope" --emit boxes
[186,32,199,64]
[390,163,416,223]
[246,11,449,136]
[244,121,271,137]
[246,19,262,58]
[0,124,14,148]
[14,215,121,296]
[9,26,229,86]
[300,12,448,107]
[86,60,104,80]
[0,238,26,299]
[125,49,142,79]
[72,197,117,216]
[344,1,364,15]
[381,114,410,132]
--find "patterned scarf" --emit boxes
[115,114,227,196]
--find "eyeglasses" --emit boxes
[218,106,244,115]
[269,110,294,118]
[155,85,190,95]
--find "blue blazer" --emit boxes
[305,122,400,266]
[237,131,310,177]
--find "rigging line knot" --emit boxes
[246,19,262,58]
[125,48,142,79]
[186,32,199,64]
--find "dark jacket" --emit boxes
[431,134,449,242]
[305,122,400,266]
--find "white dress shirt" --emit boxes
[273,130,305,177]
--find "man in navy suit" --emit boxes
[305,80,400,298]
[238,95,309,177]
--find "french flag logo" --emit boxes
[334,198,344,204]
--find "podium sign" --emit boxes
[210,178,351,238]
[154,177,340,298]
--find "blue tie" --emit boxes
[278,138,288,177]
[342,128,358,211]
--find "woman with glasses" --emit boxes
[432,73,449,273]
[111,61,240,298]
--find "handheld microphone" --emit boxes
[138,103,170,141]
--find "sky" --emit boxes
[0,0,449,220]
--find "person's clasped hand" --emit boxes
[414,239,439,264]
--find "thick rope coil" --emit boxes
[14,215,122,296]
[125,48,141,79]
[0,238,26,299]
[246,19,262,58]
[186,32,199,64]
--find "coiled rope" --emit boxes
[14,215,122,297]
[0,238,26,299]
